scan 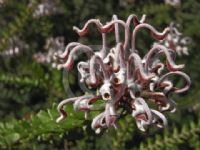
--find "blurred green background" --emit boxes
[0,0,199,149]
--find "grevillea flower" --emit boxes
[54,14,191,134]
[155,22,191,56]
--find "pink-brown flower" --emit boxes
[55,14,191,134]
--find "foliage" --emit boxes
[0,0,199,149]
[0,104,86,149]
[136,115,200,150]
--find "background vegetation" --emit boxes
[0,0,199,149]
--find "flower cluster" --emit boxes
[55,14,191,133]
[33,37,64,67]
[165,0,181,7]
[156,22,191,56]
[0,0,3,5]
[29,0,63,18]
[0,36,29,57]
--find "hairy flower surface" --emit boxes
[55,14,191,134]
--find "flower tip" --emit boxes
[95,128,101,134]
[56,64,63,70]
[160,103,170,111]
[56,116,63,123]
[73,26,78,31]
[53,53,58,60]
[170,107,176,113]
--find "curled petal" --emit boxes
[105,102,117,127]
[159,80,173,94]
[103,49,115,64]
[101,20,129,50]
[160,98,176,112]
[91,112,106,134]
[144,47,176,71]
[57,45,94,70]
[113,15,120,43]
[73,95,93,111]
[140,14,146,23]
[128,82,141,99]
[127,14,146,26]
[115,43,126,69]
[73,95,101,111]
[132,98,153,125]
[152,63,165,75]
[77,61,89,82]
[157,71,191,93]
[56,96,88,123]
[143,46,176,71]
[54,42,80,60]
[143,91,176,111]
[145,44,184,72]
[89,55,109,84]
[135,118,150,132]
[128,53,155,82]
[151,109,168,128]
[125,14,146,54]
[131,23,170,52]
[100,33,107,58]
[73,19,103,36]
